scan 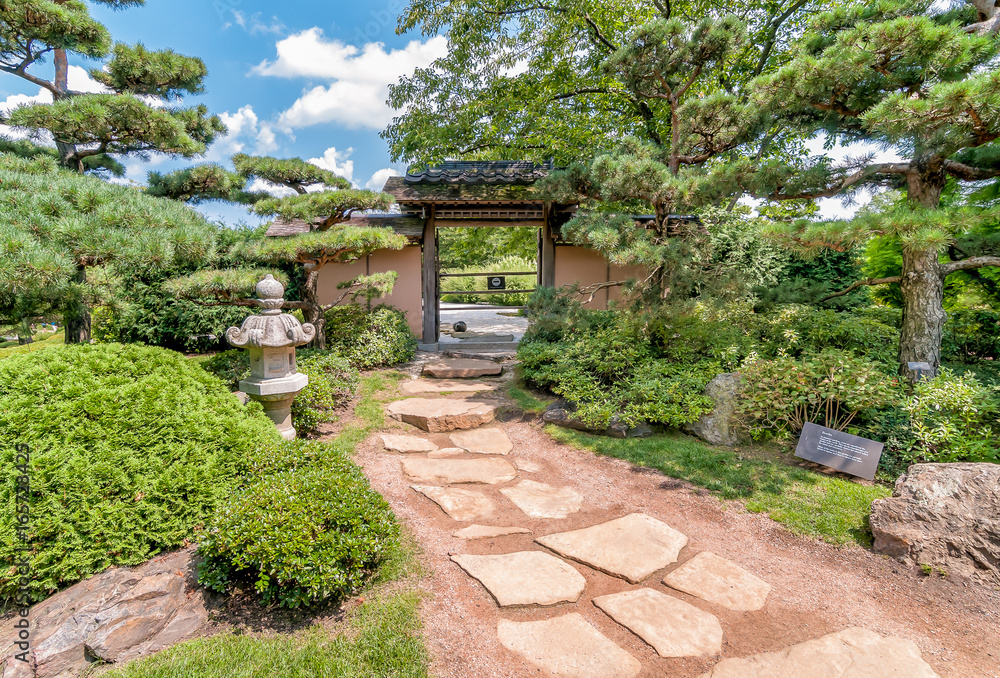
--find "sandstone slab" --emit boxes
[423,358,503,379]
[412,485,495,521]
[699,627,940,678]
[537,513,688,583]
[401,379,496,394]
[453,524,532,540]
[387,397,496,432]
[450,427,514,455]
[664,551,771,611]
[501,479,584,519]
[402,457,517,484]
[451,552,586,606]
[0,549,207,678]
[513,458,542,473]
[497,614,642,678]
[593,588,722,658]
[428,447,466,458]
[870,462,1000,580]
[382,433,438,454]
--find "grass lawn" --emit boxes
[548,427,890,547]
[0,330,64,360]
[102,368,428,678]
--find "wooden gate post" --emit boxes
[421,208,439,347]
[540,202,556,288]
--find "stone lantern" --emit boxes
[226,274,316,440]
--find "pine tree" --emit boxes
[1,8,224,173]
[735,0,1000,380]
[159,156,406,349]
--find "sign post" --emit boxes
[794,423,884,481]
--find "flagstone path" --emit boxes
[356,362,997,677]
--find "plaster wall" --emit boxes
[554,245,646,309]
[316,245,423,334]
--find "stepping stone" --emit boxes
[401,457,518,485]
[513,458,542,473]
[382,434,438,454]
[497,614,641,678]
[451,552,586,606]
[412,485,495,521]
[401,379,496,394]
[423,359,503,379]
[664,551,771,611]
[452,331,513,340]
[536,513,688,583]
[387,398,497,432]
[428,447,466,458]
[450,427,513,455]
[699,627,941,678]
[453,525,532,540]
[501,480,584,519]
[593,588,723,658]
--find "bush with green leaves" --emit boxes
[738,350,902,439]
[201,349,359,435]
[903,369,999,463]
[942,308,1000,362]
[324,305,417,369]
[291,350,360,435]
[0,343,278,602]
[197,439,399,608]
[519,314,716,429]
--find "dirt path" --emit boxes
[356,372,1000,678]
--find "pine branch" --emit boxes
[942,256,1000,275]
[768,163,912,200]
[817,276,902,302]
[943,159,1000,181]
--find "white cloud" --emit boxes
[247,177,297,198]
[206,105,283,160]
[307,146,354,183]
[253,29,448,130]
[226,11,287,36]
[365,167,401,191]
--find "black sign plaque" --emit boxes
[488,276,506,290]
[795,422,884,481]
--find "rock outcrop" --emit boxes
[683,372,746,447]
[0,548,208,678]
[870,463,1000,580]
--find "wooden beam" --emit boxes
[444,289,538,295]
[422,209,438,345]
[440,271,537,278]
[540,203,556,288]
[435,219,546,229]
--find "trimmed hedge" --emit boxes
[197,440,399,608]
[0,344,279,602]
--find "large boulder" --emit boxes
[542,400,652,439]
[683,372,747,447]
[870,463,1000,580]
[0,548,209,678]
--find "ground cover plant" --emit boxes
[0,343,278,602]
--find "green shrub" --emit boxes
[197,440,399,608]
[738,350,902,439]
[942,308,1000,362]
[292,350,359,435]
[903,369,999,462]
[93,280,253,353]
[324,305,417,369]
[201,349,359,435]
[0,344,278,602]
[519,315,716,429]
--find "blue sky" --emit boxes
[0,0,446,225]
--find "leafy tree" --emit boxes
[386,0,833,165]
[0,1,224,173]
[160,156,406,349]
[736,0,1000,380]
[0,153,216,344]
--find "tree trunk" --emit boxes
[52,48,82,172]
[897,248,946,382]
[302,267,327,350]
[63,265,92,344]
